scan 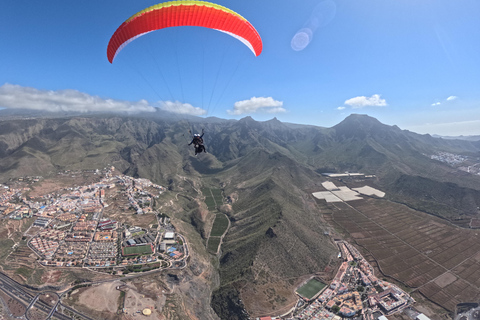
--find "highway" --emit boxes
[0,272,92,320]
[0,229,190,319]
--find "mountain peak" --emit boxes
[263,117,286,129]
[333,114,393,139]
[340,114,383,126]
[238,116,255,123]
[266,117,281,123]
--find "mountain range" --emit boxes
[1,110,479,319]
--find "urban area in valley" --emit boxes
[1,169,479,320]
[0,168,191,319]
[1,168,188,272]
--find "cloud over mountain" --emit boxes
[228,97,285,115]
[344,94,387,108]
[158,100,206,115]
[0,83,155,113]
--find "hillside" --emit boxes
[1,111,480,318]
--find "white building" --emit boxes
[164,232,175,239]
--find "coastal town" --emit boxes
[0,168,188,273]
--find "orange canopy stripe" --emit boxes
[107,1,262,63]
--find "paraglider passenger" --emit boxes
[189,129,207,155]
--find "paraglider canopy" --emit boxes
[107,0,263,63]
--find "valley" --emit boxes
[0,168,421,320]
[0,113,479,319]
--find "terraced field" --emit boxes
[324,198,480,311]
[210,214,229,237]
[202,188,229,254]
[201,188,222,210]
[207,237,221,254]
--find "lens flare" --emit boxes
[291,0,336,51]
[291,28,312,51]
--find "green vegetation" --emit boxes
[211,189,223,203]
[211,286,248,320]
[30,268,45,285]
[210,213,229,237]
[207,237,221,254]
[0,239,14,261]
[117,291,126,313]
[296,278,326,300]
[131,231,145,237]
[201,188,215,210]
[205,198,216,210]
[218,190,287,284]
[202,187,224,210]
[123,262,161,273]
[122,244,152,256]
[15,266,33,279]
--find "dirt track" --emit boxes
[77,281,121,313]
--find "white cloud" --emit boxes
[265,107,286,114]
[337,106,346,110]
[0,83,155,113]
[227,97,285,115]
[344,94,387,109]
[158,100,206,116]
[431,96,458,106]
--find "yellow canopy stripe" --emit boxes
[125,1,247,23]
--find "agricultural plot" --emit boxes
[210,214,229,237]
[326,198,480,312]
[211,189,223,203]
[201,188,223,210]
[207,237,221,254]
[296,278,326,301]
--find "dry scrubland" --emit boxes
[27,172,101,198]
[66,278,167,320]
[324,198,480,312]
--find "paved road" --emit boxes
[1,230,190,319]
[0,272,91,320]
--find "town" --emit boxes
[0,168,188,273]
[258,240,427,320]
[430,152,480,176]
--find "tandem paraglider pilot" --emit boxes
[189,129,207,156]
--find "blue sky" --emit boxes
[1,0,479,135]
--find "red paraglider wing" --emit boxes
[107,1,262,63]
